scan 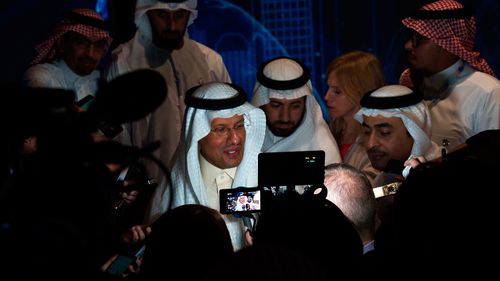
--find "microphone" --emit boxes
[87,69,167,125]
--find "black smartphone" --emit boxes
[219,187,262,214]
[120,179,158,193]
[116,165,157,193]
[76,94,95,110]
[258,150,325,196]
[106,244,145,276]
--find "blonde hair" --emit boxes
[326,51,385,140]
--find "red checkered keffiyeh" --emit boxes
[402,0,495,77]
[31,8,112,66]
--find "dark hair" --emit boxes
[209,243,327,281]
[254,190,363,276]
[375,137,499,276]
[141,204,234,280]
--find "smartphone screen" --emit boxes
[219,187,261,214]
[106,244,145,276]
[106,255,135,276]
[76,95,95,110]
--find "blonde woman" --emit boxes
[324,50,385,184]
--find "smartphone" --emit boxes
[219,187,262,214]
[76,94,95,110]
[258,151,325,196]
[106,244,146,276]
[120,179,158,193]
[116,165,158,193]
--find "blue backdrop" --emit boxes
[2,0,499,115]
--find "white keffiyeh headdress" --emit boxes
[354,85,440,160]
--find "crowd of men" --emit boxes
[2,0,499,280]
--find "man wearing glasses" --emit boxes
[146,82,266,251]
[400,0,500,152]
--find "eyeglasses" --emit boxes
[211,120,246,137]
[410,31,429,47]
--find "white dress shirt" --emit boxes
[199,154,236,211]
[23,59,100,101]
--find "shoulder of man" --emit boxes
[464,69,500,92]
[105,41,135,80]
[186,38,224,59]
[109,41,131,61]
[23,62,63,88]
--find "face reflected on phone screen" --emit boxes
[220,188,261,214]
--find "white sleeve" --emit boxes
[208,52,232,83]
[475,87,500,132]
[23,65,59,88]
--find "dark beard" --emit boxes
[267,106,305,137]
[154,29,186,50]
[268,122,297,137]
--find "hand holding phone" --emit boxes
[105,244,145,276]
